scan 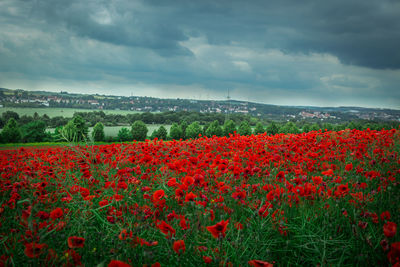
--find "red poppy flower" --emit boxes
[50,207,63,220]
[108,260,131,267]
[248,260,274,267]
[203,256,212,264]
[173,240,185,255]
[345,163,353,171]
[312,176,323,185]
[185,192,197,202]
[258,202,273,218]
[380,239,389,251]
[152,189,165,203]
[206,220,229,239]
[99,199,109,207]
[358,221,368,229]
[381,211,391,221]
[157,220,176,238]
[388,242,400,265]
[68,236,85,248]
[24,242,47,258]
[383,221,397,238]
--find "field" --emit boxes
[46,125,173,138]
[0,107,141,118]
[0,129,399,266]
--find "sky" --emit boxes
[0,0,399,109]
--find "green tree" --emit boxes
[150,130,158,140]
[310,123,321,132]
[302,123,311,133]
[253,122,265,135]
[186,121,202,139]
[202,122,211,136]
[131,121,148,141]
[238,121,252,136]
[117,127,132,142]
[347,121,362,130]
[280,122,300,134]
[61,115,89,142]
[180,120,188,139]
[156,125,168,140]
[2,111,19,123]
[266,122,279,135]
[334,124,346,131]
[1,118,21,143]
[223,120,236,136]
[206,120,223,137]
[21,120,48,143]
[52,126,63,141]
[322,123,333,131]
[170,123,183,140]
[92,122,105,142]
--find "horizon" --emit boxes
[2,87,399,111]
[1,0,399,109]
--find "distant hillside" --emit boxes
[0,87,399,122]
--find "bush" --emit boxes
[253,122,265,134]
[310,123,321,132]
[238,121,252,136]
[170,123,183,140]
[206,120,223,137]
[266,122,279,135]
[131,121,148,141]
[223,120,236,136]
[180,120,188,139]
[152,126,168,140]
[61,115,89,142]
[21,120,48,143]
[92,122,105,142]
[117,128,132,142]
[302,123,311,133]
[1,118,21,143]
[280,122,300,134]
[186,122,202,139]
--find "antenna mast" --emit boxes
[226,89,231,122]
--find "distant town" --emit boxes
[1,88,399,123]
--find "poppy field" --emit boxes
[0,129,399,266]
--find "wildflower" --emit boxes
[383,222,397,238]
[24,242,47,258]
[185,192,197,202]
[381,211,391,221]
[206,220,229,239]
[248,260,274,267]
[50,207,63,220]
[173,240,185,255]
[345,163,353,171]
[67,236,85,248]
[108,260,131,267]
[203,256,212,264]
[152,189,165,203]
[388,242,400,265]
[157,220,176,238]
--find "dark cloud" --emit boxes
[10,0,400,69]
[0,0,399,108]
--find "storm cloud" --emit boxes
[0,0,399,108]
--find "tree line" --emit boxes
[0,110,259,129]
[0,111,398,144]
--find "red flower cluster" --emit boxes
[0,128,398,265]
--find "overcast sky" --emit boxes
[0,0,399,109]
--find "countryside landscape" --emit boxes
[1,0,400,266]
